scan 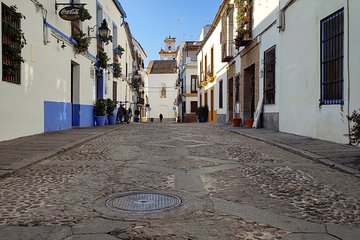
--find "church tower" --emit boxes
[159,36,177,60]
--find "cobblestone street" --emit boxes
[0,123,360,240]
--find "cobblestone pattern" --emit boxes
[205,166,360,224]
[0,124,359,239]
[121,212,288,240]
[0,130,173,226]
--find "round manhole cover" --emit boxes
[105,192,182,213]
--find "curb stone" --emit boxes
[0,126,123,180]
[225,127,360,178]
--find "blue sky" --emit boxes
[120,0,222,66]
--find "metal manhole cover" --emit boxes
[105,192,182,213]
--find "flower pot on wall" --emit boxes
[232,118,241,127]
[245,118,253,128]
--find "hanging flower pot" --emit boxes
[79,7,92,21]
[72,31,90,54]
[97,51,110,69]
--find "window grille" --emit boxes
[264,46,276,105]
[2,3,22,84]
[320,9,344,105]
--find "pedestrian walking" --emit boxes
[116,103,124,123]
[159,113,163,123]
[127,107,132,124]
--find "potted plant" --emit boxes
[232,118,241,127]
[133,109,140,122]
[94,99,107,126]
[105,98,116,125]
[97,50,110,69]
[346,109,360,145]
[79,6,92,21]
[72,31,90,54]
[245,118,253,128]
[196,106,208,123]
[114,45,125,58]
[234,0,252,49]
[113,63,122,78]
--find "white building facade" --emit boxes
[277,0,360,144]
[177,41,200,123]
[147,60,178,123]
[0,0,138,141]
[236,0,360,143]
[197,0,240,124]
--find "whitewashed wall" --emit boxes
[197,15,228,119]
[278,0,360,143]
[147,73,178,121]
[257,12,280,117]
[0,0,132,141]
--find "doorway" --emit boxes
[244,64,256,118]
[228,77,234,121]
[210,88,214,122]
[71,61,80,126]
[113,81,117,103]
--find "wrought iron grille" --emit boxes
[2,3,22,84]
[320,8,344,105]
[264,46,276,105]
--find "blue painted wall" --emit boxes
[72,104,94,127]
[44,101,72,132]
[44,101,94,132]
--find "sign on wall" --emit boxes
[59,6,81,21]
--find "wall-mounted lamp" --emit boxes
[88,19,111,41]
[61,42,66,49]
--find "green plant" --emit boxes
[97,50,110,69]
[79,7,92,21]
[196,105,208,121]
[234,0,252,49]
[113,63,122,78]
[105,98,115,115]
[72,31,90,53]
[346,109,360,145]
[99,35,112,45]
[94,99,106,116]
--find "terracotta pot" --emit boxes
[245,118,253,128]
[232,118,241,127]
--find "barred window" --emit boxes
[320,9,344,105]
[2,3,24,84]
[264,46,276,105]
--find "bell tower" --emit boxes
[159,36,177,60]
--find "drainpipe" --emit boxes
[346,0,351,144]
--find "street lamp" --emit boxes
[88,19,111,41]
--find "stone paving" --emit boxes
[225,127,360,174]
[0,123,359,239]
